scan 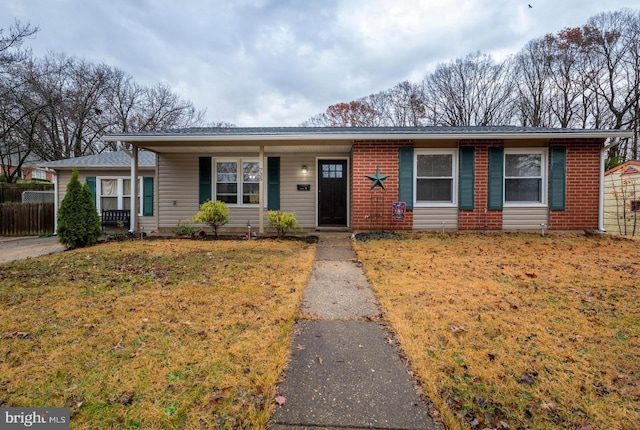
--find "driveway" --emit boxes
[0,236,66,264]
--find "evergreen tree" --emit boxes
[57,169,103,249]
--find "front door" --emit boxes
[318,160,348,226]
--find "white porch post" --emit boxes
[130,145,138,232]
[259,145,265,234]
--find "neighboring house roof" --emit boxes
[1,152,44,167]
[103,126,633,143]
[39,150,156,169]
[605,160,640,176]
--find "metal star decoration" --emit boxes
[366,167,389,190]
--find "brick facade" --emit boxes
[350,138,604,231]
[549,139,603,230]
[458,140,504,230]
[351,140,413,230]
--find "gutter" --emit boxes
[102,130,633,143]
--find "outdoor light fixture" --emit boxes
[301,165,308,174]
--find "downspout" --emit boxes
[599,138,621,231]
[52,170,58,234]
[259,145,264,234]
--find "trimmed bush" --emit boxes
[193,200,229,238]
[57,169,103,249]
[267,210,299,238]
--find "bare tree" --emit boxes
[584,10,640,159]
[0,20,40,182]
[424,52,515,126]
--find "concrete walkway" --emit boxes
[270,233,438,430]
[0,236,65,264]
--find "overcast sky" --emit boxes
[1,0,637,126]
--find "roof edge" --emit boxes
[103,129,633,143]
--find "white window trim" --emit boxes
[503,148,548,208]
[213,158,260,206]
[414,149,458,208]
[96,176,143,215]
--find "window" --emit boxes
[97,177,142,213]
[215,159,260,205]
[631,200,640,212]
[322,163,343,178]
[415,151,457,205]
[32,169,47,180]
[504,150,546,204]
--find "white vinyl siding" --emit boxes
[413,207,458,230]
[279,154,320,228]
[502,207,549,230]
[158,152,339,230]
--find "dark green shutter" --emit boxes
[199,157,212,204]
[142,177,154,216]
[488,147,504,210]
[86,176,97,204]
[398,147,414,210]
[549,146,566,210]
[459,147,475,210]
[267,157,280,210]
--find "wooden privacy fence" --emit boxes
[0,203,55,236]
[0,183,54,203]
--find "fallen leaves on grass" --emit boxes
[0,239,315,429]
[355,232,640,430]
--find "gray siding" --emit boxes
[413,207,458,230]
[502,207,548,230]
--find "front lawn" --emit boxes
[354,233,640,430]
[0,239,315,429]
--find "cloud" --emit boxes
[0,0,637,126]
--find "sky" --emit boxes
[0,0,637,127]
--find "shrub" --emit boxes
[193,200,229,238]
[57,169,103,249]
[267,210,299,238]
[171,220,197,237]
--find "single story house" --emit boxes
[42,126,632,234]
[603,160,640,236]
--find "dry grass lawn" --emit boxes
[0,239,315,429]
[354,233,640,430]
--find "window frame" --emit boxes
[503,148,547,207]
[213,158,261,206]
[95,176,143,215]
[414,149,458,208]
